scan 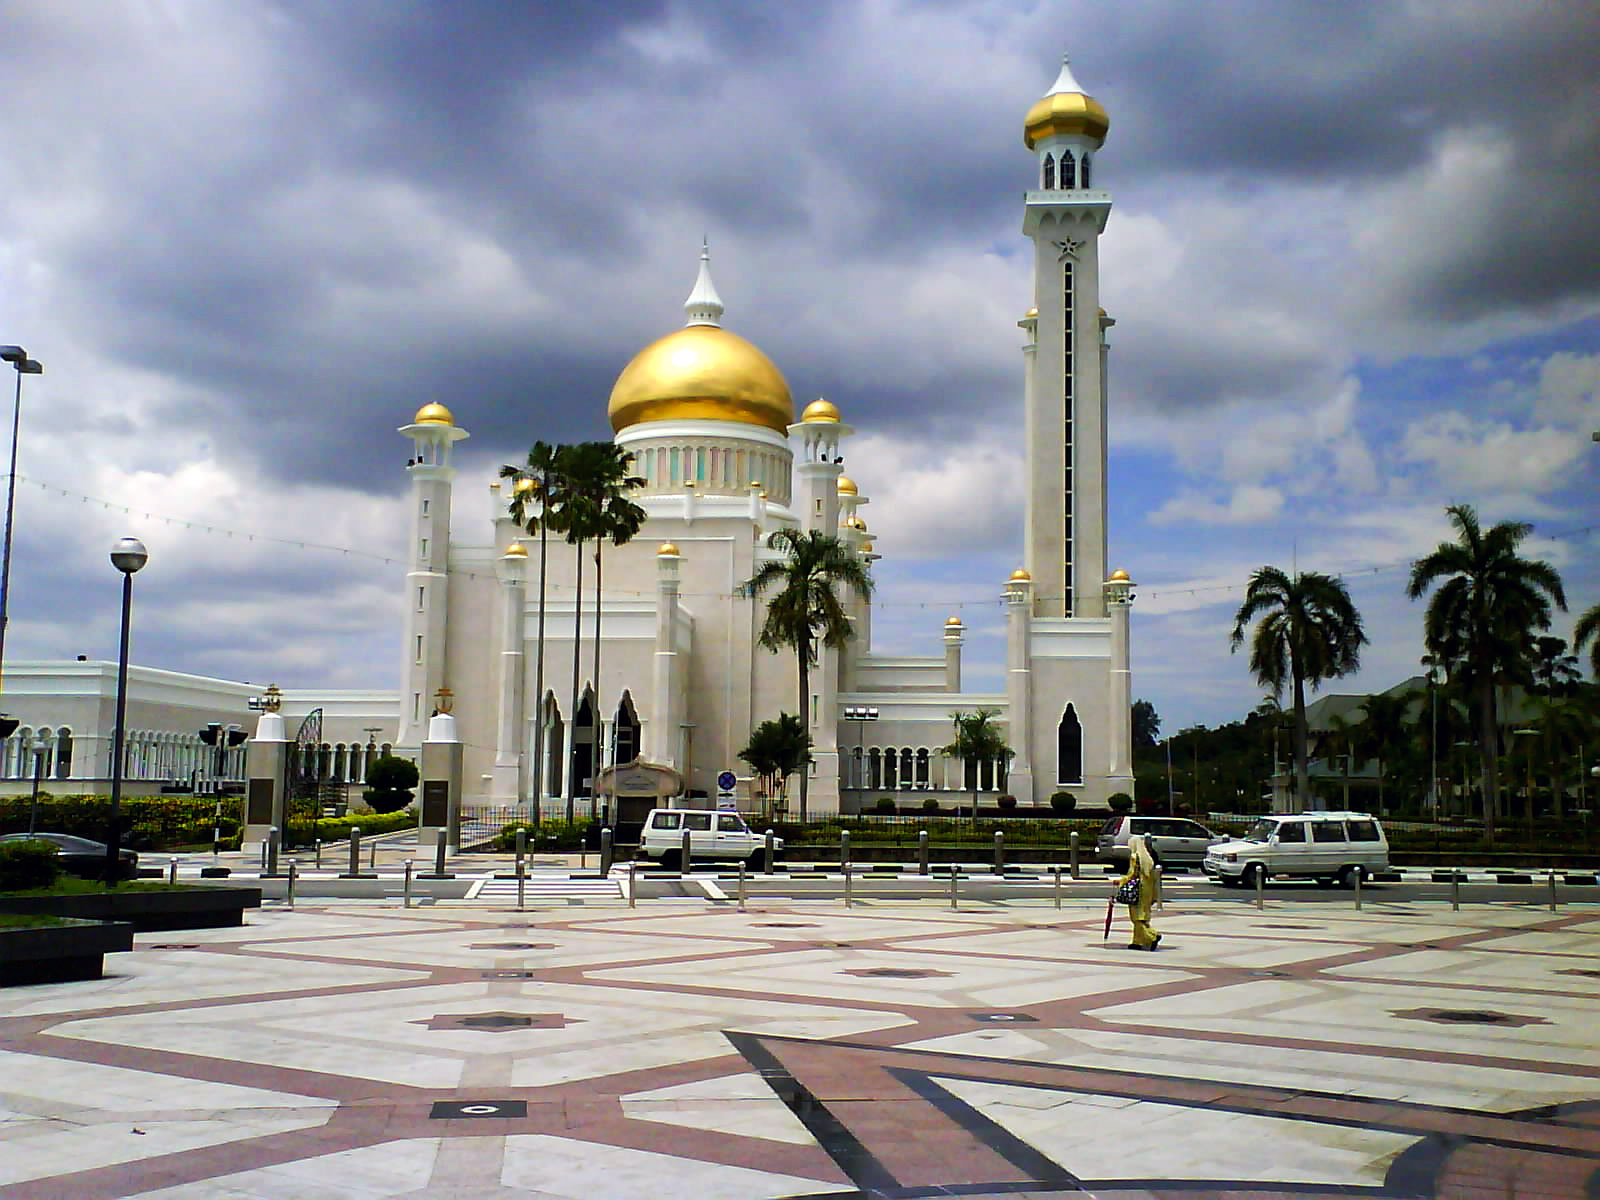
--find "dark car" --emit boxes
[0,832,139,879]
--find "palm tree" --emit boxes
[1318,713,1358,810]
[556,442,646,819]
[1406,503,1566,842]
[1230,567,1367,806]
[941,709,1014,820]
[1573,601,1600,679]
[741,527,873,821]
[500,441,565,814]
[738,713,813,813]
[1533,693,1592,822]
[1351,690,1415,814]
[1528,635,1581,696]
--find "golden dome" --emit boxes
[860,539,875,553]
[657,541,680,556]
[502,543,528,558]
[414,402,455,426]
[1023,57,1109,148]
[512,477,536,496]
[608,325,793,434]
[946,615,963,626]
[802,398,840,423]
[1108,568,1130,582]
[1025,306,1038,318]
[1008,567,1032,583]
[836,475,858,495]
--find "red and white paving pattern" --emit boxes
[1,900,1597,1198]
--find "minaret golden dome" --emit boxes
[1009,567,1032,582]
[836,476,858,495]
[414,402,455,426]
[946,615,963,626]
[502,543,528,558]
[802,398,840,422]
[1108,568,1130,582]
[1023,55,1109,148]
[657,541,680,556]
[608,325,793,434]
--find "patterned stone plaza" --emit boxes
[2,893,1598,1198]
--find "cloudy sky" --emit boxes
[0,0,1596,734]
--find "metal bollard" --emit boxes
[266,827,281,877]
[994,831,1004,874]
[680,829,692,878]
[949,865,959,911]
[843,861,852,909]
[764,830,775,874]
[1255,866,1265,910]
[403,860,413,908]
[260,838,268,872]
[601,827,613,875]
[1354,869,1363,911]
[840,829,850,873]
[168,856,178,885]
[349,827,361,877]
[1548,868,1558,913]
[1451,871,1460,911]
[315,839,322,868]
[287,860,297,909]
[918,829,930,876]
[369,836,377,871]
[515,828,527,880]
[1069,831,1080,879]
[433,834,448,878]
[629,858,638,908]
[1154,864,1164,912]
[1054,864,1062,909]
[737,862,746,912]
[516,855,525,910]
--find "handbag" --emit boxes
[1114,876,1142,905]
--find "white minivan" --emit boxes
[638,808,780,868]
[1203,811,1389,888]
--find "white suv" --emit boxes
[638,808,780,868]
[1204,811,1389,888]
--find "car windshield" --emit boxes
[1245,820,1276,843]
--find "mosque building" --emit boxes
[394,54,1136,816]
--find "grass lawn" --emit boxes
[0,911,68,927]
[0,876,199,898]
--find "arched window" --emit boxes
[899,748,914,789]
[867,747,881,790]
[1042,153,1055,190]
[613,692,641,766]
[573,691,596,797]
[56,728,74,779]
[883,747,898,790]
[1057,704,1083,785]
[915,748,930,787]
[1081,153,1091,188]
[851,746,863,788]
[1060,149,1077,189]
[543,697,563,799]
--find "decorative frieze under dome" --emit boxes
[615,419,794,507]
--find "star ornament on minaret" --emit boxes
[1053,237,1084,261]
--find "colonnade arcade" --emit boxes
[845,746,1012,794]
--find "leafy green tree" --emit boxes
[738,713,813,810]
[1572,602,1600,679]
[1407,504,1566,841]
[1230,567,1368,806]
[364,755,419,814]
[1532,694,1593,821]
[940,708,1013,821]
[741,528,873,820]
[1352,690,1417,814]
[1318,713,1358,810]
[501,440,566,810]
[1131,699,1161,748]
[1528,635,1582,696]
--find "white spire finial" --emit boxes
[1046,51,1086,98]
[683,237,725,327]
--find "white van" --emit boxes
[1203,812,1388,888]
[638,808,781,868]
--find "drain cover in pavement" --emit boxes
[970,1012,1039,1023]
[752,922,818,928]
[1391,1007,1548,1027]
[430,1100,527,1119]
[469,942,557,950]
[481,970,538,979]
[841,967,955,979]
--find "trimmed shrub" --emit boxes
[996,794,1018,811]
[0,839,62,891]
[364,755,419,814]
[494,818,591,852]
[874,796,897,814]
[1049,790,1076,815]
[1106,792,1134,815]
[921,796,941,813]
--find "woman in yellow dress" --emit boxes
[1117,834,1162,950]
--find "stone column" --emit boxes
[420,706,464,851]
[1105,569,1135,792]
[1004,570,1034,802]
[491,543,528,804]
[649,542,683,768]
[242,698,288,854]
[943,616,964,692]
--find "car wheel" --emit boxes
[661,850,681,870]
[746,850,765,871]
[1218,873,1240,888]
[1338,865,1365,888]
[1316,875,1335,888]
[1242,863,1265,888]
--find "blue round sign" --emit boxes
[717,771,737,791]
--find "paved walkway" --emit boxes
[1,894,1597,1197]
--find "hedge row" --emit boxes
[494,819,592,852]
[0,795,244,847]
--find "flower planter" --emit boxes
[0,918,134,985]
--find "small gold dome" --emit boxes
[1108,568,1130,582]
[1023,58,1109,148]
[512,477,536,495]
[414,402,455,426]
[945,615,963,626]
[608,325,794,434]
[1009,567,1032,583]
[802,398,840,423]
[860,539,875,553]
[502,543,528,558]
[1025,306,1038,318]
[836,476,858,495]
[657,541,680,556]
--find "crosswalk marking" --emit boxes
[467,872,623,902]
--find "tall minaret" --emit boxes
[1022,54,1111,619]
[397,402,468,748]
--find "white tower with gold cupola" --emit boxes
[397,402,468,748]
[1022,54,1112,619]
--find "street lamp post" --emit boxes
[843,706,878,797]
[0,346,43,698]
[26,731,47,836]
[104,537,148,886]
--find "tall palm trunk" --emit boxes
[530,517,548,824]
[797,641,810,823]
[1474,676,1498,843]
[1292,670,1309,806]
[592,542,604,800]
[566,538,585,825]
